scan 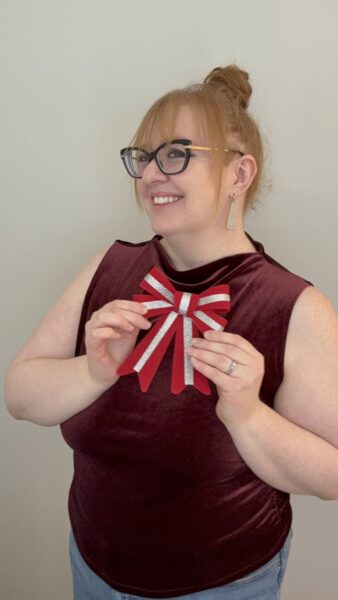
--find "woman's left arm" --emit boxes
[187,287,338,500]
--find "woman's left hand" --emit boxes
[186,330,265,428]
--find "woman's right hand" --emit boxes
[84,300,151,387]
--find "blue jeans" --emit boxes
[69,529,292,600]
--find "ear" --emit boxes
[230,154,257,197]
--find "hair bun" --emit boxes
[203,65,252,110]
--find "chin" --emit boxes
[148,218,183,237]
[150,225,177,238]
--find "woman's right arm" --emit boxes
[4,249,150,426]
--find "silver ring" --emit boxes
[226,360,237,376]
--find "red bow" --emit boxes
[117,266,230,395]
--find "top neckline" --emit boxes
[149,233,265,290]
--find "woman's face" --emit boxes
[136,106,235,238]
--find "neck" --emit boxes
[159,226,256,271]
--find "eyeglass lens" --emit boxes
[126,142,188,177]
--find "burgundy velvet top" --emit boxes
[61,235,311,597]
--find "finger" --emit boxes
[93,311,151,331]
[203,330,258,358]
[105,299,149,314]
[92,328,122,340]
[187,347,241,377]
[189,356,236,387]
[190,338,247,364]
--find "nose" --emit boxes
[141,158,169,185]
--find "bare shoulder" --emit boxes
[274,286,338,445]
[11,246,111,365]
[288,286,337,336]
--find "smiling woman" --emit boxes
[5,64,338,600]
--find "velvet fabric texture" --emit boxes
[61,235,311,598]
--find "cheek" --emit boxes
[194,179,219,209]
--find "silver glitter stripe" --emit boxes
[198,293,230,306]
[144,273,174,303]
[143,300,172,310]
[194,310,223,330]
[178,292,191,316]
[134,311,178,372]
[183,316,194,384]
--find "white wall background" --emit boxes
[1,1,338,599]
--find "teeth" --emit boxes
[153,196,182,205]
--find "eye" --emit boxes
[137,152,149,163]
[129,148,149,163]
[167,148,186,160]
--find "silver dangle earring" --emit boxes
[226,194,236,230]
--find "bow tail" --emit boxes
[171,317,211,395]
[117,313,178,392]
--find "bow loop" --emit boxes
[117,266,230,395]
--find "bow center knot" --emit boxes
[173,291,199,317]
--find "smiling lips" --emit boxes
[152,195,183,205]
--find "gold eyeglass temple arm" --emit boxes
[186,145,231,152]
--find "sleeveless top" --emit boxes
[60,234,311,598]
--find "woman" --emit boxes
[5,65,338,600]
